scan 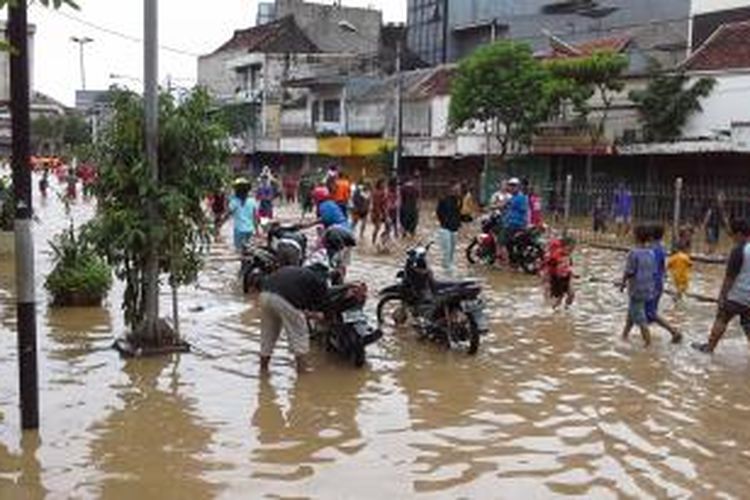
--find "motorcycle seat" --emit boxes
[433,279,480,293]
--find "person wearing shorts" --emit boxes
[644,224,682,343]
[543,237,576,309]
[620,225,655,347]
[612,183,633,237]
[694,219,750,353]
[259,266,328,374]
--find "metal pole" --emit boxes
[9,0,39,430]
[482,122,490,206]
[71,37,92,91]
[78,42,86,90]
[673,177,683,244]
[143,0,160,340]
[563,174,573,233]
[393,37,402,179]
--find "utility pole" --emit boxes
[143,0,160,342]
[9,0,39,430]
[393,36,403,179]
[70,36,93,90]
[480,20,498,205]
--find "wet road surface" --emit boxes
[2,179,750,498]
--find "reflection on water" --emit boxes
[86,357,218,499]
[1,182,750,498]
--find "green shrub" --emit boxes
[45,224,112,302]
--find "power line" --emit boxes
[44,6,201,57]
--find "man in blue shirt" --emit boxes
[502,178,528,240]
[228,178,257,251]
[318,198,349,229]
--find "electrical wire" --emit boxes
[43,6,201,57]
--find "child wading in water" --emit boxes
[543,236,576,309]
[620,225,656,347]
[668,228,693,301]
[645,224,683,343]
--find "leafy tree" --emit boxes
[31,113,91,155]
[217,102,257,137]
[85,88,229,344]
[629,71,716,142]
[545,50,629,140]
[449,41,552,158]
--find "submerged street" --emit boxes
[1,180,750,499]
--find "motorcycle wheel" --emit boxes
[376,294,408,327]
[520,244,544,275]
[345,327,366,368]
[466,238,494,265]
[467,316,481,355]
[446,312,481,355]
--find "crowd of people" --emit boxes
[204,165,750,373]
[34,159,98,201]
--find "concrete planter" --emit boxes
[0,231,15,257]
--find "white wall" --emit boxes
[692,0,750,15]
[0,23,35,102]
[683,72,750,138]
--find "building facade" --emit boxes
[256,2,276,26]
[407,0,448,66]
[408,0,694,68]
[251,0,382,54]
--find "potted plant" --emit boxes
[0,180,14,256]
[45,224,112,307]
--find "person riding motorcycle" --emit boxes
[500,178,529,257]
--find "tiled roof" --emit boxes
[541,34,632,59]
[683,19,750,71]
[408,65,456,99]
[209,15,320,55]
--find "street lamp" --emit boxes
[70,36,94,90]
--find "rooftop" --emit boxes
[206,15,320,56]
[683,19,750,71]
[539,34,632,60]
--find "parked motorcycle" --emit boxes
[240,223,308,293]
[465,212,545,275]
[307,265,382,367]
[377,243,488,355]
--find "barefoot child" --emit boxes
[543,236,576,309]
[645,224,682,343]
[667,242,692,301]
[620,225,655,347]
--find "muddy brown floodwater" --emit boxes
[2,177,750,499]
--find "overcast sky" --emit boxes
[7,0,405,106]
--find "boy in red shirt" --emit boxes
[543,236,576,309]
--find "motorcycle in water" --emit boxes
[465,211,545,275]
[240,222,308,293]
[307,264,382,367]
[376,243,488,355]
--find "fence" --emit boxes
[405,175,749,259]
[543,176,750,259]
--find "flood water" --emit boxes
[2,178,750,499]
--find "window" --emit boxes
[312,100,320,123]
[323,99,340,123]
